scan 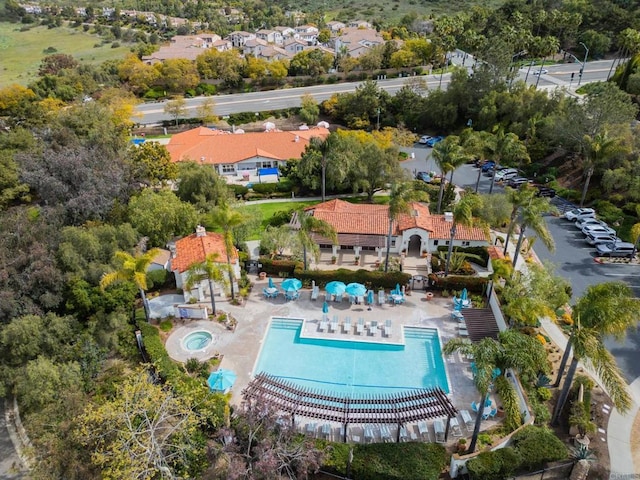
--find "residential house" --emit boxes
[333,27,384,57]
[227,31,256,48]
[149,249,172,272]
[325,21,346,34]
[170,225,240,303]
[255,45,291,61]
[142,34,230,64]
[294,24,319,44]
[166,126,330,176]
[283,37,308,55]
[256,29,283,45]
[242,38,269,56]
[297,199,488,261]
[347,20,373,29]
[274,26,296,42]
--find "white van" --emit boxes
[595,242,636,257]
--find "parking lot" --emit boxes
[401,147,640,382]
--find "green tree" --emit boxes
[196,97,217,125]
[352,142,404,201]
[164,96,186,126]
[299,94,320,125]
[432,135,472,213]
[77,370,204,479]
[294,209,337,270]
[156,58,199,93]
[552,282,639,424]
[129,142,177,188]
[196,49,244,87]
[208,206,244,300]
[579,131,629,206]
[486,127,530,194]
[185,253,228,315]
[100,248,160,322]
[176,161,230,210]
[300,133,354,200]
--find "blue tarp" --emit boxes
[258,167,279,177]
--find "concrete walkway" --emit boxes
[502,231,639,477]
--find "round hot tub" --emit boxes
[182,331,214,351]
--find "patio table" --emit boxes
[266,287,278,294]
[390,294,404,304]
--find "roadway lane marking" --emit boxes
[603,273,640,277]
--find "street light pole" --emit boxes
[577,42,589,86]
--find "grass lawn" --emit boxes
[0,22,130,86]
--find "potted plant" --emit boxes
[354,256,360,265]
[456,438,467,454]
[426,291,434,301]
[331,255,337,264]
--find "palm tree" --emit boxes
[432,136,472,213]
[444,194,482,277]
[294,209,337,270]
[534,36,559,89]
[185,253,228,316]
[487,128,530,194]
[552,282,640,424]
[100,248,160,323]
[209,206,244,300]
[445,331,548,453]
[510,191,557,266]
[503,185,537,257]
[579,131,627,207]
[384,182,424,273]
[309,134,338,202]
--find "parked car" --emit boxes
[481,161,496,172]
[535,185,556,198]
[581,224,616,236]
[533,68,549,75]
[564,208,596,222]
[418,135,433,144]
[494,168,520,181]
[575,217,607,230]
[425,136,445,147]
[506,177,531,188]
[415,171,431,182]
[596,241,636,257]
[585,232,620,246]
[474,158,488,167]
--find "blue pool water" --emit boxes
[183,331,213,351]
[254,318,449,396]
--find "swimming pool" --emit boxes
[253,318,449,396]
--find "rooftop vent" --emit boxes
[195,225,206,237]
[444,212,454,222]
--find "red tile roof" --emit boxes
[306,199,487,241]
[166,127,329,165]
[171,230,238,273]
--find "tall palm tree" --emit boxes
[444,194,482,277]
[294,209,337,270]
[579,131,627,207]
[445,331,548,453]
[552,282,639,424]
[209,206,244,300]
[487,128,530,194]
[100,248,160,323]
[534,36,560,89]
[185,253,228,316]
[510,191,557,266]
[384,182,423,273]
[503,185,537,257]
[309,134,338,202]
[432,136,472,213]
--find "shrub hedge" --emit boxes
[510,425,568,470]
[322,442,447,480]
[436,245,490,267]
[495,376,522,432]
[259,257,301,276]
[466,447,521,480]
[251,183,278,195]
[427,274,489,293]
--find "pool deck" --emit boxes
[163,277,501,444]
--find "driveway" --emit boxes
[0,399,25,480]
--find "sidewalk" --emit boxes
[501,232,639,478]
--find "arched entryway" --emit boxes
[408,234,422,256]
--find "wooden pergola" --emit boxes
[243,373,458,442]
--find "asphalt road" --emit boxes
[134,58,620,124]
[399,147,640,382]
[0,400,24,480]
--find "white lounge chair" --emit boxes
[364,426,376,443]
[370,320,378,336]
[356,317,365,335]
[434,419,445,443]
[321,423,331,439]
[384,319,392,337]
[450,418,463,437]
[381,425,393,442]
[417,421,429,440]
[335,292,343,303]
[460,410,474,430]
[319,315,328,331]
[311,286,319,300]
[306,422,317,437]
[330,315,339,332]
[343,316,352,333]
[378,290,386,305]
[399,426,410,442]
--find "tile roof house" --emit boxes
[299,199,488,259]
[170,225,240,303]
[333,27,385,58]
[166,126,330,176]
[142,34,231,64]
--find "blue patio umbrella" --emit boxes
[367,290,374,305]
[325,281,346,295]
[395,283,401,294]
[345,283,367,297]
[268,277,275,289]
[207,369,237,392]
[322,301,329,313]
[281,278,302,292]
[461,288,468,301]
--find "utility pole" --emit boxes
[577,42,589,87]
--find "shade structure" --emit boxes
[317,121,330,128]
[281,278,302,292]
[268,277,275,289]
[345,283,367,297]
[367,290,374,305]
[208,369,237,393]
[461,288,468,301]
[322,301,329,313]
[325,281,346,295]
